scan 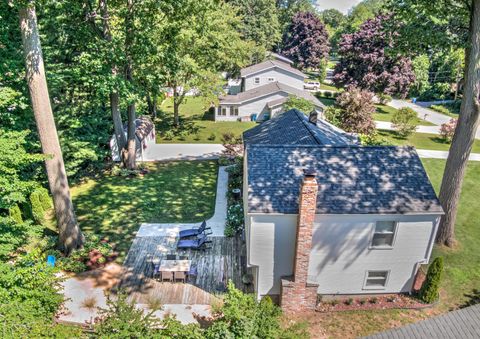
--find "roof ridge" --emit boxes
[246,144,414,150]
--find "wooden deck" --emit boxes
[119,236,252,305]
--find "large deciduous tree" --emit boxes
[388,0,480,247]
[335,86,377,135]
[333,14,415,97]
[281,11,330,70]
[19,3,83,254]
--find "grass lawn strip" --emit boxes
[378,130,480,153]
[156,97,255,144]
[70,160,219,260]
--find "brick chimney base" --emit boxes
[280,276,319,313]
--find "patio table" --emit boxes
[159,259,191,272]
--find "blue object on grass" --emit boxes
[251,114,257,122]
[47,255,56,267]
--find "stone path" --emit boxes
[143,143,224,161]
[137,166,228,237]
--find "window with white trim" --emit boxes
[233,106,238,116]
[267,77,275,82]
[254,77,260,84]
[364,270,389,289]
[371,221,396,248]
[221,107,227,116]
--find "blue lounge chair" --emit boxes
[177,234,211,250]
[178,221,211,239]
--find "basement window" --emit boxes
[364,270,389,289]
[371,221,397,248]
[254,77,260,84]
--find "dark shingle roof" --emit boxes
[246,145,444,215]
[219,82,324,108]
[240,59,304,77]
[365,304,480,339]
[243,109,355,146]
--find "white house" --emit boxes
[110,116,155,162]
[218,57,324,122]
[242,109,444,313]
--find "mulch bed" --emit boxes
[316,294,434,312]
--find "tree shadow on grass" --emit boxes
[72,161,219,260]
[460,289,480,308]
[155,108,214,141]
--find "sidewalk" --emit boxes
[143,143,224,161]
[417,149,480,161]
[375,121,441,135]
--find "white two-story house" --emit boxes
[242,109,444,313]
[217,55,324,122]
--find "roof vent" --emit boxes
[308,110,318,125]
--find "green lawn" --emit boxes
[422,159,480,309]
[374,104,435,126]
[71,161,219,259]
[378,129,480,153]
[320,83,339,91]
[156,97,255,143]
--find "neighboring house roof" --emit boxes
[243,109,355,146]
[240,59,305,78]
[365,304,480,339]
[219,81,324,108]
[246,145,444,215]
[122,116,154,142]
[267,52,294,65]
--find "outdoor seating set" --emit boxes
[152,221,212,283]
[176,220,212,250]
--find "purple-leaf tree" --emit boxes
[333,15,415,98]
[336,86,377,135]
[281,11,330,70]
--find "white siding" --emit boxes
[244,68,304,91]
[216,92,288,122]
[247,213,440,298]
[247,214,297,298]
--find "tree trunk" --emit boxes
[110,90,126,152]
[99,0,126,159]
[19,4,83,254]
[147,93,157,119]
[124,0,136,170]
[173,85,180,127]
[437,0,480,246]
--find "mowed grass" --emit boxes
[378,129,480,153]
[290,159,480,338]
[374,104,435,126]
[156,97,255,143]
[71,161,218,259]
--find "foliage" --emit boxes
[410,54,431,97]
[430,101,461,116]
[55,233,116,273]
[282,11,330,69]
[225,204,244,237]
[206,281,308,338]
[29,190,45,224]
[8,204,22,224]
[221,133,243,159]
[335,86,376,135]
[359,131,392,146]
[95,292,161,338]
[228,0,281,52]
[333,15,415,97]
[283,95,315,113]
[225,161,244,237]
[419,257,444,303]
[439,118,458,142]
[391,107,419,137]
[0,216,42,260]
[324,106,343,127]
[378,93,392,105]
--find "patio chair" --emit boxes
[174,271,186,283]
[161,271,174,282]
[177,234,211,250]
[178,220,212,239]
[152,263,160,279]
[188,264,198,283]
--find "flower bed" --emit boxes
[316,294,433,312]
[223,157,244,237]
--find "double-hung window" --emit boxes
[364,270,389,289]
[221,107,227,116]
[371,221,397,248]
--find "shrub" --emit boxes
[419,257,444,303]
[29,191,45,224]
[359,299,366,305]
[324,106,343,127]
[370,297,378,304]
[440,118,458,142]
[323,91,333,98]
[163,130,175,140]
[336,86,376,135]
[346,298,354,305]
[358,132,391,146]
[36,187,52,211]
[221,133,243,158]
[8,204,23,224]
[430,105,452,116]
[207,132,216,141]
[378,93,392,105]
[391,107,419,138]
[283,95,314,113]
[225,204,244,237]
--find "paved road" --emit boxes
[388,99,451,125]
[143,143,224,161]
[375,121,442,135]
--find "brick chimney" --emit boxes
[280,169,319,313]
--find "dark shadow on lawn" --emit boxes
[155,108,214,141]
